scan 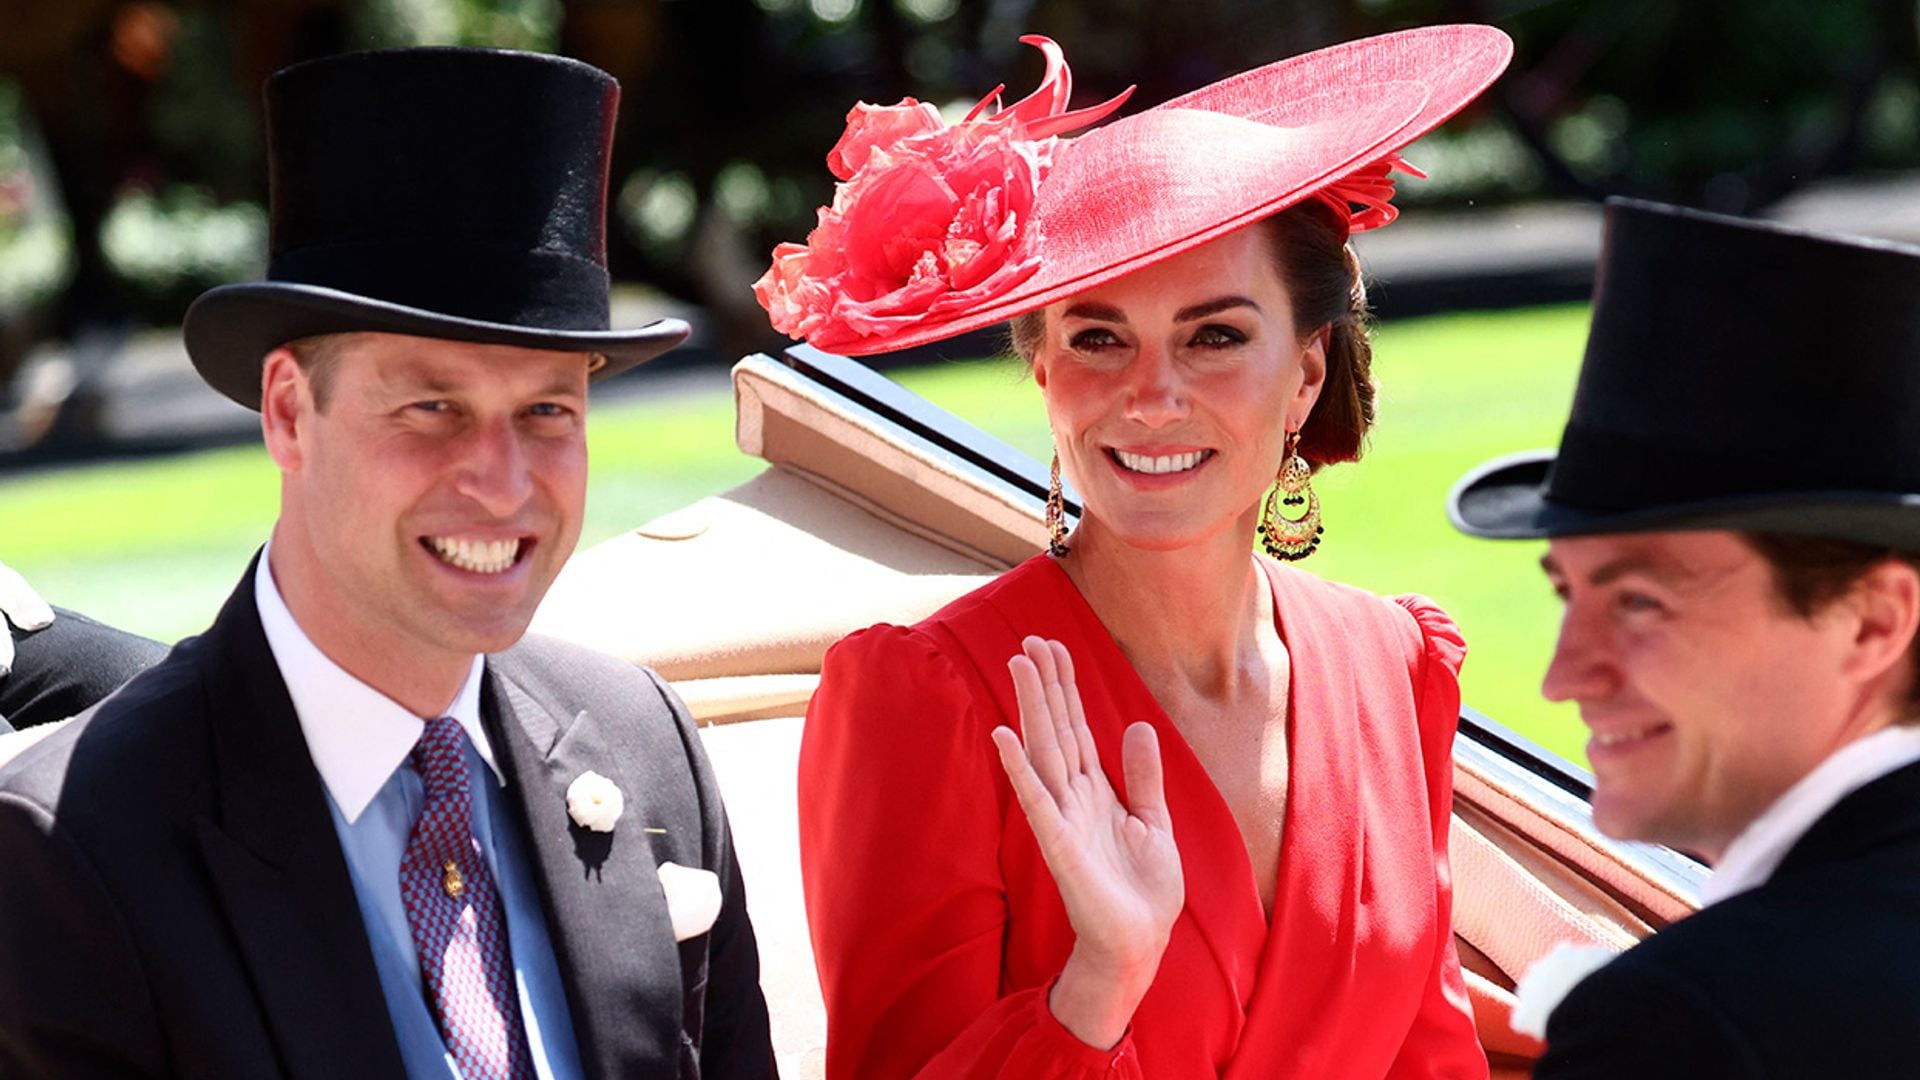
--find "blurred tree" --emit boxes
[0,0,350,444]
[1439,0,1920,212]
[0,0,1916,429]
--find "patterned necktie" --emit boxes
[400,716,534,1080]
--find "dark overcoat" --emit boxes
[1538,760,1920,1078]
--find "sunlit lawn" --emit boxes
[0,304,1587,761]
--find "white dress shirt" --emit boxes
[253,546,583,1079]
[1701,724,1920,906]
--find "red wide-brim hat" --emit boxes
[757,25,1513,356]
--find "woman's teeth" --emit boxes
[427,537,521,574]
[1113,449,1210,475]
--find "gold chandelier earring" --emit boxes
[1046,451,1071,557]
[1259,431,1323,561]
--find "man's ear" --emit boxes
[1840,559,1920,693]
[260,347,310,472]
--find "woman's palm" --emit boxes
[994,637,1184,968]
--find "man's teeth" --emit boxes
[427,537,520,574]
[1593,724,1666,747]
[1114,449,1209,475]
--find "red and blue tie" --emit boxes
[400,716,534,1080]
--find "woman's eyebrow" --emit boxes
[1175,296,1261,322]
[1061,300,1125,322]
[1061,296,1263,323]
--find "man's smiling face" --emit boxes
[1539,530,1863,860]
[264,332,589,692]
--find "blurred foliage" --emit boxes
[0,84,28,233]
[1449,0,1920,210]
[354,0,561,48]
[146,8,259,198]
[0,0,1916,332]
[100,185,266,309]
[0,83,69,309]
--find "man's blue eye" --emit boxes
[1617,592,1664,614]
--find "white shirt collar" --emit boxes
[1701,724,1920,906]
[253,543,500,824]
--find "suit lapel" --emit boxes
[481,661,686,1079]
[191,561,407,1080]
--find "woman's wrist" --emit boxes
[1047,942,1162,1050]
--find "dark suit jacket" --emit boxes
[1537,759,1920,1078]
[0,564,774,1079]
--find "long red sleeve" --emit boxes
[799,625,1142,1080]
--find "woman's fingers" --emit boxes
[1008,651,1070,797]
[1049,640,1105,782]
[1025,637,1083,776]
[1120,721,1170,830]
[992,726,1068,846]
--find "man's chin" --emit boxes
[1588,789,1657,845]
[1590,791,1709,859]
[408,602,540,658]
[453,618,538,656]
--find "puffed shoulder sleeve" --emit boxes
[1393,594,1468,768]
[1395,593,1467,685]
[800,625,1142,1080]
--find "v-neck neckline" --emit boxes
[1033,555,1306,992]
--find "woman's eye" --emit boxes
[1068,327,1122,351]
[1190,324,1247,348]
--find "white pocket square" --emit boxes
[657,861,723,942]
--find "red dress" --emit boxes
[799,555,1486,1079]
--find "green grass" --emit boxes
[0,304,1588,762]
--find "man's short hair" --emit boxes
[283,334,353,410]
[1745,531,1920,723]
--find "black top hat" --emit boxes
[183,48,688,410]
[1451,198,1920,548]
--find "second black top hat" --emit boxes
[1451,197,1920,548]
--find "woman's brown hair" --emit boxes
[1009,199,1375,468]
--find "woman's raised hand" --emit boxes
[992,636,1184,1049]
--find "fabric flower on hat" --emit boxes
[755,35,1131,351]
[1317,151,1427,233]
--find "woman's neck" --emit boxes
[1059,512,1277,702]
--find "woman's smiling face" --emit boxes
[1032,223,1327,553]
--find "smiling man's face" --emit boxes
[263,332,589,704]
[1539,530,1864,860]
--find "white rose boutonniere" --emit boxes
[566,770,625,833]
[1511,942,1619,1040]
